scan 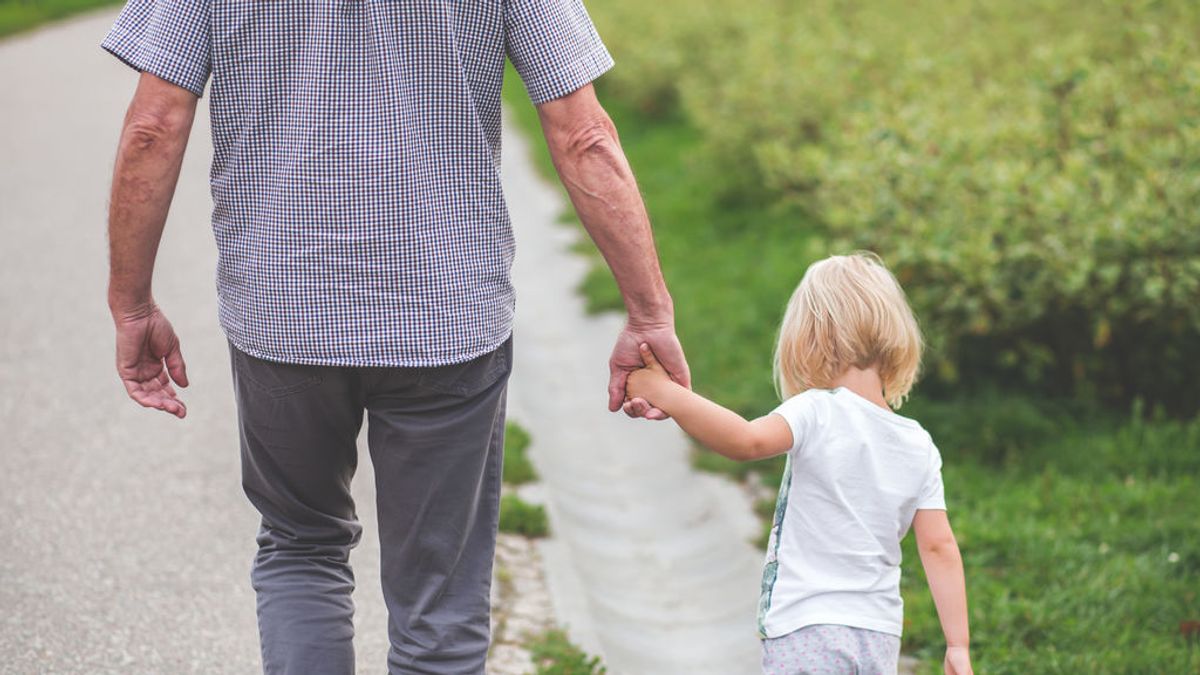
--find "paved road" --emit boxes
[0,8,764,674]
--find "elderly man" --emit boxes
[101,1,688,672]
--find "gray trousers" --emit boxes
[226,337,512,675]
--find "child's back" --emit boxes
[761,387,944,639]
[626,252,972,674]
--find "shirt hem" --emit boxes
[222,327,514,369]
[763,613,903,640]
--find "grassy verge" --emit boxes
[499,421,549,538]
[498,422,605,671]
[0,0,120,38]
[502,70,1200,672]
[503,421,537,485]
[498,493,549,538]
[528,630,606,675]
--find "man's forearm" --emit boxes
[107,77,196,314]
[539,93,672,325]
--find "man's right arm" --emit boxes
[107,72,199,418]
[535,83,690,418]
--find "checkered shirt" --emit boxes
[101,0,613,366]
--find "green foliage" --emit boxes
[527,630,606,675]
[593,0,1200,413]
[692,447,786,481]
[0,0,121,38]
[902,392,1075,468]
[503,421,538,485]
[498,494,549,538]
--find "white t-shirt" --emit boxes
[757,387,946,639]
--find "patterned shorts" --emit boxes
[762,623,901,674]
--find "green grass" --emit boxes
[527,629,606,675]
[503,68,1200,672]
[898,406,1200,672]
[498,493,549,538]
[0,0,121,38]
[503,421,538,485]
[499,420,548,537]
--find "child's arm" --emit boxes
[626,344,793,461]
[913,509,973,675]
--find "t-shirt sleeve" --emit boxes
[916,443,947,510]
[504,0,614,104]
[769,392,820,455]
[100,0,212,97]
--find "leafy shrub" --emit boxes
[595,0,1200,413]
[588,0,736,119]
[903,393,1072,467]
[498,494,549,538]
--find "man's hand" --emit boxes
[625,342,676,405]
[113,302,189,419]
[608,322,690,421]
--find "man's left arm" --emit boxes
[505,0,689,419]
[107,73,199,418]
[535,84,690,420]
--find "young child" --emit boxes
[626,252,972,675]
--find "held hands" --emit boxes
[945,646,972,675]
[625,342,674,406]
[608,322,690,420]
[112,301,189,418]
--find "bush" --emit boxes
[594,0,1200,413]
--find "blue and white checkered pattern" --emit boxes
[102,0,613,367]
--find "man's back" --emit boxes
[103,0,613,367]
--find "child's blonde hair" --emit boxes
[773,252,923,409]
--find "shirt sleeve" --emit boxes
[916,443,947,510]
[504,0,614,104]
[769,392,820,455]
[100,0,212,97]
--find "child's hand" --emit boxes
[625,343,675,404]
[944,646,972,675]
